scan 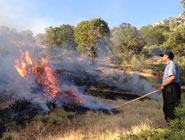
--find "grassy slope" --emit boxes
[1,60,185,140]
[1,98,165,140]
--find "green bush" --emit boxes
[121,129,169,140]
[34,109,75,123]
[130,54,146,71]
[165,93,185,140]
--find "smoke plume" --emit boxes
[0,26,161,113]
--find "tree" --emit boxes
[170,21,181,30]
[45,24,76,49]
[139,25,155,45]
[74,18,110,63]
[61,25,75,40]
[140,24,170,45]
[35,33,45,46]
[111,23,146,55]
[45,26,61,47]
[19,30,35,45]
[164,25,185,56]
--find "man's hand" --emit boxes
[153,72,163,80]
[159,75,176,91]
[159,85,165,91]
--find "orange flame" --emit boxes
[25,51,33,65]
[39,57,60,97]
[14,50,83,104]
[14,50,60,98]
[62,90,83,103]
[14,50,32,77]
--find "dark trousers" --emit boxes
[162,83,181,121]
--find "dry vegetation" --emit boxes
[1,57,184,140]
[1,96,166,140]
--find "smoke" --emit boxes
[42,42,162,99]
[0,51,50,111]
[0,25,161,114]
[100,71,162,99]
[0,0,51,35]
[47,46,162,99]
[95,36,112,58]
[0,31,114,111]
[0,27,49,111]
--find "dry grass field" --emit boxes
[1,96,166,140]
[1,57,184,140]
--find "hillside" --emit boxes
[153,13,185,26]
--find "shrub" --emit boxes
[34,109,75,123]
[1,134,13,140]
[0,98,41,137]
[130,54,146,71]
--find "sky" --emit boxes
[0,0,184,35]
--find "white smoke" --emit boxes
[0,0,51,35]
[100,71,162,99]
[46,46,162,99]
[0,42,114,112]
[0,25,161,113]
[0,53,50,110]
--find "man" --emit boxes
[159,51,181,121]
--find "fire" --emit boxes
[14,50,32,77]
[31,57,60,98]
[62,90,83,104]
[14,50,83,104]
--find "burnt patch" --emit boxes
[88,89,140,100]
[62,103,90,114]
[47,100,119,115]
[0,98,120,138]
[0,98,40,138]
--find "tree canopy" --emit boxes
[45,24,76,49]
[164,25,185,56]
[139,24,169,45]
[74,18,110,61]
[111,23,146,55]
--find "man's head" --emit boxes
[160,51,174,63]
